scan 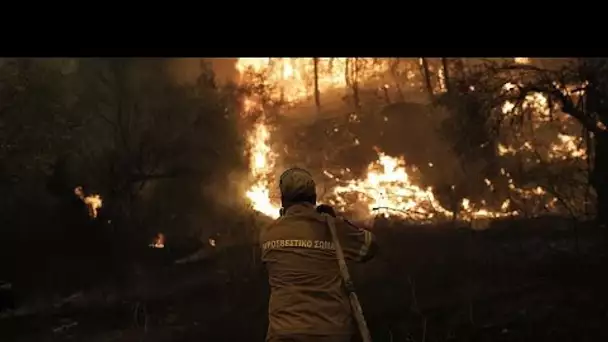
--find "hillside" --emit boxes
[1,217,606,341]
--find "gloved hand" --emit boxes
[316,204,337,217]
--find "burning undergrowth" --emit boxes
[237,58,592,224]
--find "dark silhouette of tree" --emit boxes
[436,58,608,226]
[0,58,244,295]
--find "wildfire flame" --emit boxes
[237,58,588,222]
[74,186,103,219]
[326,152,516,221]
[500,82,588,161]
[244,122,281,218]
[327,153,445,219]
[149,232,165,249]
[236,58,388,104]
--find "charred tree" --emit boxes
[583,74,608,229]
[345,58,361,110]
[441,58,451,93]
[353,58,361,109]
[344,57,361,110]
[389,58,405,101]
[419,58,434,99]
[382,85,391,104]
[313,57,321,113]
[453,58,466,80]
[564,58,608,230]
[593,132,608,229]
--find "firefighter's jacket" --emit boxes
[260,203,376,337]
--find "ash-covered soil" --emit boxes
[2,217,607,342]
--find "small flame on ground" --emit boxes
[74,186,103,219]
[327,152,517,221]
[149,233,165,249]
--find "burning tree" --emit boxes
[437,58,606,225]
[0,58,246,296]
[236,58,516,221]
[73,59,244,235]
[236,58,597,223]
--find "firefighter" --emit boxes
[260,167,378,342]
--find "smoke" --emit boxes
[167,58,239,85]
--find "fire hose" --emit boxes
[323,213,373,342]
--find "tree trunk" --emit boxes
[382,85,391,104]
[454,58,465,78]
[352,58,360,109]
[593,131,608,229]
[580,61,608,231]
[441,58,450,93]
[419,58,434,99]
[344,58,350,86]
[313,57,321,113]
[389,58,405,101]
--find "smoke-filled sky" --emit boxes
[167,58,238,85]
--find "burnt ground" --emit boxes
[2,217,608,342]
